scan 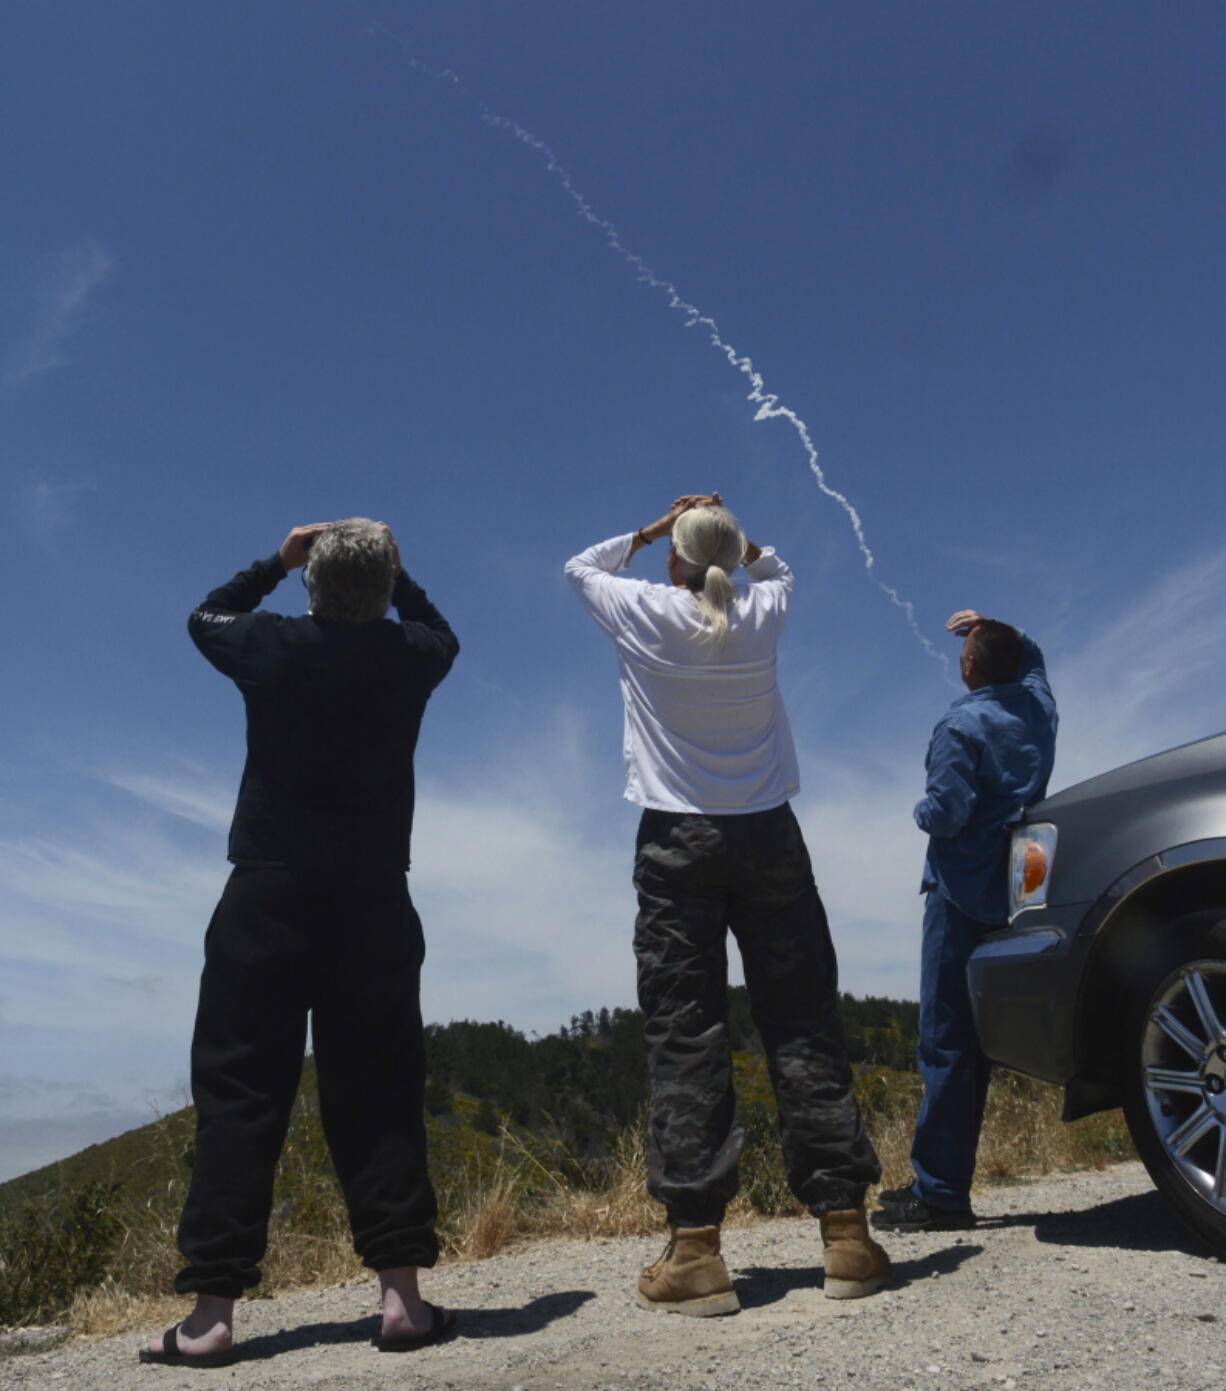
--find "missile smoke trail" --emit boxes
[375,30,949,674]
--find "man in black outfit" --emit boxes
[141,518,458,1368]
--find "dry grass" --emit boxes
[67,1281,183,1340]
[864,1097,923,1194]
[101,1198,181,1309]
[259,1224,366,1291]
[521,1125,663,1242]
[435,1122,665,1262]
[5,1069,1135,1344]
[976,1076,1134,1182]
[440,1072,1134,1261]
[448,1171,525,1260]
[865,1069,1134,1196]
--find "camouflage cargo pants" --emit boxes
[633,802,880,1225]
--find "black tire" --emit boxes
[1121,915,1226,1256]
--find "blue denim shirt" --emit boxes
[915,635,1057,924]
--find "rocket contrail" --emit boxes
[376,31,949,674]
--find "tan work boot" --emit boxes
[636,1225,741,1317]
[819,1207,891,1299]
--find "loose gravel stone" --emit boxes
[1,1163,1221,1390]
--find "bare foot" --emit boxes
[379,1266,436,1340]
[145,1293,235,1358]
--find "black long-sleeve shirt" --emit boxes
[189,554,458,872]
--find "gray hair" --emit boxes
[305,517,396,623]
[672,505,746,645]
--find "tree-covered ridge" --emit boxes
[1,990,918,1215]
[422,989,919,1156]
[0,989,1137,1332]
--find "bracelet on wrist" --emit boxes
[636,528,653,546]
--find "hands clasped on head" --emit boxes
[152,500,1058,1364]
[149,518,459,1368]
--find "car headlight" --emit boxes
[1009,823,1057,917]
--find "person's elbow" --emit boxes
[563,557,597,595]
[187,609,218,649]
[432,629,460,679]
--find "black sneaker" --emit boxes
[871,1182,975,1232]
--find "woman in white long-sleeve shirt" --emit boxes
[566,494,888,1316]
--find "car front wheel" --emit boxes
[1124,950,1226,1256]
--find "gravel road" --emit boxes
[3,1162,1222,1391]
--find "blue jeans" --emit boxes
[911,891,996,1210]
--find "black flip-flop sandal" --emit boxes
[137,1323,239,1368]
[372,1301,457,1352]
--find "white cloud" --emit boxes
[4,239,113,387]
[0,831,223,927]
[794,756,927,998]
[0,1071,115,1120]
[411,785,637,1030]
[7,550,1226,1179]
[102,765,234,833]
[1052,547,1226,788]
[801,543,1226,1002]
[0,793,229,1081]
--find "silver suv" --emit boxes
[967,732,1226,1254]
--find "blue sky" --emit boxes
[2,0,1225,1181]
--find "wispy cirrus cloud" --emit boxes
[4,239,113,388]
[102,765,234,833]
[6,551,1226,1181]
[0,737,634,1178]
[0,831,222,926]
[1053,545,1226,788]
[0,806,225,1178]
[794,541,1226,998]
[67,547,1226,1023]
[410,784,636,1028]
[0,1071,115,1120]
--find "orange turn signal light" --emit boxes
[1021,841,1047,897]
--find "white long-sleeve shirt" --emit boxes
[565,533,800,814]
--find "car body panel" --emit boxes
[968,904,1090,1083]
[968,732,1226,1088]
[1037,734,1226,911]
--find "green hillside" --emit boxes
[1,988,917,1214]
[0,990,922,1328]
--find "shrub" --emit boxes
[0,1034,1136,1337]
[0,1180,123,1326]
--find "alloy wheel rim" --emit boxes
[1142,959,1226,1210]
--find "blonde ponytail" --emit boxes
[672,506,747,646]
[694,564,736,642]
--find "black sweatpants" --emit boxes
[175,865,438,1297]
[633,803,880,1226]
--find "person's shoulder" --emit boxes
[940,700,991,741]
[957,688,1042,744]
[195,606,301,634]
[622,578,683,610]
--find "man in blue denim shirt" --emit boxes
[873,610,1057,1231]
